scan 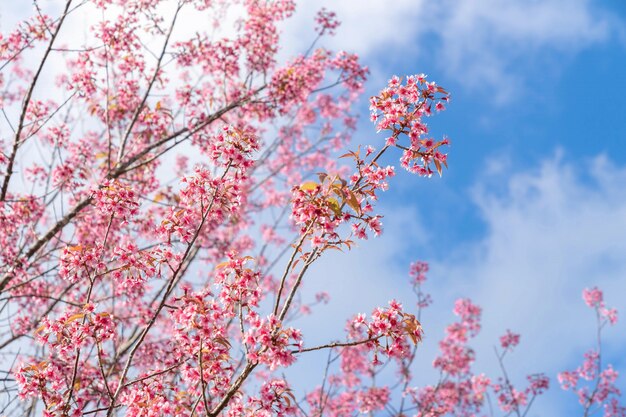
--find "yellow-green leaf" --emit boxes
[327,197,341,216]
[300,181,318,192]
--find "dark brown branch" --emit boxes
[296,336,380,354]
[116,4,182,163]
[0,0,73,201]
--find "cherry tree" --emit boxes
[0,1,622,416]
[559,288,624,417]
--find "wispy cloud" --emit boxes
[424,0,620,102]
[280,0,427,57]
[425,153,626,414]
[283,0,624,102]
[296,153,626,414]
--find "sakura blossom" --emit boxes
[0,1,622,417]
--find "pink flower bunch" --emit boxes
[433,299,481,376]
[357,386,390,414]
[499,329,521,350]
[527,373,550,395]
[110,242,159,294]
[346,300,423,368]
[315,8,340,36]
[172,289,227,334]
[409,260,429,284]
[160,159,250,243]
[59,244,106,282]
[14,361,65,404]
[24,99,51,124]
[223,379,297,417]
[290,148,401,247]
[94,16,140,57]
[206,125,260,169]
[270,50,331,114]
[289,177,345,246]
[583,286,604,308]
[0,195,44,265]
[409,260,432,309]
[93,179,140,220]
[118,382,178,417]
[174,37,240,78]
[493,382,528,413]
[51,133,103,192]
[245,313,302,370]
[252,379,297,416]
[269,49,368,115]
[584,286,619,324]
[559,287,625,416]
[241,0,296,72]
[214,252,262,311]
[370,74,450,176]
[331,51,369,92]
[0,13,53,60]
[16,304,117,416]
[34,304,114,350]
[67,52,98,97]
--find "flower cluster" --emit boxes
[0,13,52,60]
[583,286,618,324]
[253,379,298,416]
[0,196,44,266]
[409,260,429,284]
[241,0,296,72]
[174,37,240,78]
[409,260,432,309]
[110,242,159,294]
[245,313,302,370]
[291,156,395,249]
[357,386,390,414]
[59,244,106,282]
[269,50,330,114]
[93,179,140,220]
[499,329,521,350]
[14,361,64,404]
[559,287,625,417]
[159,160,248,243]
[214,252,261,311]
[331,51,368,92]
[370,74,450,176]
[344,300,422,371]
[433,299,481,375]
[16,305,117,415]
[204,125,259,169]
[314,8,340,36]
[33,304,115,357]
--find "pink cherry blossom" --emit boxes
[0,2,619,416]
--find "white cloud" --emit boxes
[292,153,626,415]
[281,0,623,103]
[422,153,626,414]
[280,0,427,57]
[426,0,619,102]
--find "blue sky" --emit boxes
[281,1,626,415]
